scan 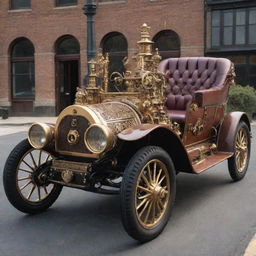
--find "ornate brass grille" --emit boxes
[56,115,91,155]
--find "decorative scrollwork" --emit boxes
[189,103,199,112]
[74,23,181,137]
[188,118,204,136]
[141,71,166,90]
[110,72,124,92]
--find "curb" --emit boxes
[0,123,33,127]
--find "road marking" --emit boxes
[244,234,256,256]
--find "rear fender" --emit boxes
[217,112,251,153]
[118,124,193,173]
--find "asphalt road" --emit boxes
[0,128,256,256]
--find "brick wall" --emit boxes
[0,0,204,115]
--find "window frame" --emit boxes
[10,39,35,100]
[55,0,78,7]
[210,7,256,49]
[10,0,31,10]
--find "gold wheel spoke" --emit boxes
[22,160,34,172]
[144,202,152,224]
[141,173,150,187]
[19,168,33,174]
[147,165,153,183]
[20,181,32,191]
[156,168,163,183]
[158,175,166,185]
[241,132,245,142]
[138,200,150,217]
[30,152,37,169]
[151,201,156,224]
[138,193,151,200]
[137,185,151,194]
[43,185,48,195]
[18,176,31,181]
[45,154,51,162]
[156,201,162,213]
[27,185,36,200]
[153,162,157,182]
[158,199,164,209]
[162,186,168,195]
[37,186,41,201]
[137,198,148,210]
[38,150,42,166]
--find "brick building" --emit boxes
[0,0,255,116]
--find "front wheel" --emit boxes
[120,146,176,242]
[3,139,62,214]
[228,121,251,181]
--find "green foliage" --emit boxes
[227,85,256,118]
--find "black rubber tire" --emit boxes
[120,146,176,242]
[3,139,62,214]
[228,121,251,181]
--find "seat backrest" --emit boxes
[158,57,231,111]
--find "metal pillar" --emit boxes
[83,0,97,63]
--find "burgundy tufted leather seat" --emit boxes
[158,57,231,123]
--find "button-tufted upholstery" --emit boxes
[158,57,231,123]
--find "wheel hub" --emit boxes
[31,163,50,186]
[150,183,165,201]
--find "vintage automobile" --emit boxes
[3,24,251,242]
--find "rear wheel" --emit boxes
[228,121,250,181]
[120,146,176,242]
[3,139,62,214]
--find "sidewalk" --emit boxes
[0,116,57,126]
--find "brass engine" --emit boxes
[53,24,181,157]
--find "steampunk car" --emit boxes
[3,24,251,242]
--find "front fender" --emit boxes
[118,124,194,173]
[217,111,251,153]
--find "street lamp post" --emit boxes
[83,0,97,64]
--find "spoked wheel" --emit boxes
[136,159,170,229]
[3,139,62,214]
[228,121,251,181]
[121,146,176,242]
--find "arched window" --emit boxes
[55,35,80,113]
[11,38,35,99]
[153,30,181,60]
[101,32,128,91]
[56,36,80,56]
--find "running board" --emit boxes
[192,152,233,174]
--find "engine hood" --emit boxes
[55,101,141,158]
[56,101,141,134]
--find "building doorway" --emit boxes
[56,60,79,112]
[55,35,80,114]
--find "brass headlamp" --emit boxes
[84,124,115,154]
[28,123,54,149]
